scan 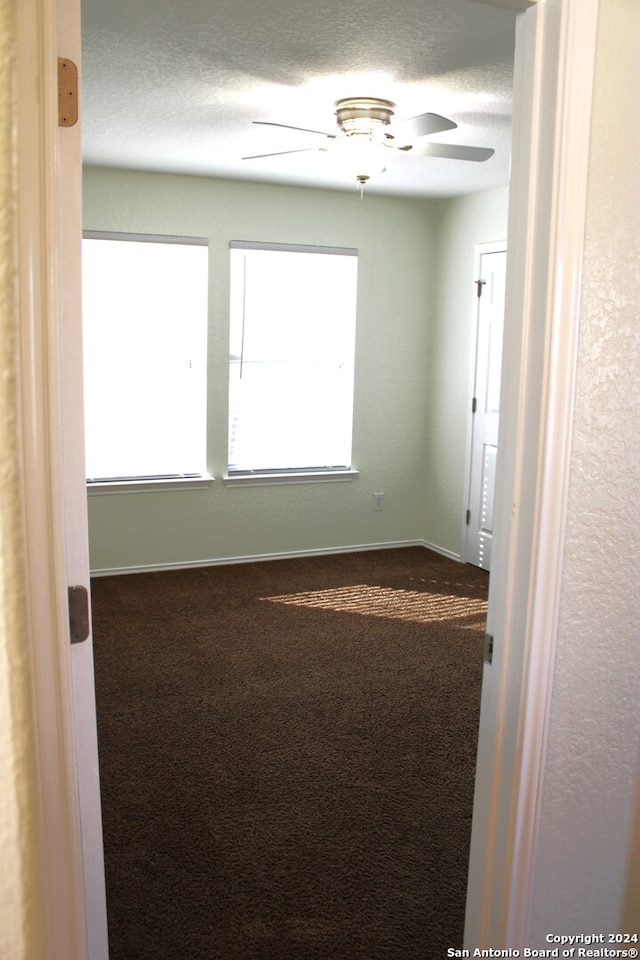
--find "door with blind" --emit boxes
[464,243,507,571]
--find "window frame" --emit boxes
[226,240,359,483]
[82,230,212,491]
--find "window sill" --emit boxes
[223,469,359,488]
[87,475,214,495]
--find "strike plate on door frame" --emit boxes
[68,585,90,644]
[58,58,79,127]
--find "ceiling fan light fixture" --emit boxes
[334,97,395,140]
[243,96,494,189]
[332,99,396,188]
[331,132,389,189]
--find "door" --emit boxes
[464,244,507,571]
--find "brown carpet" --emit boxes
[91,546,489,960]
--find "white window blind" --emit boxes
[228,242,358,475]
[82,233,208,481]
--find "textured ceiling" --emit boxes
[80,0,517,198]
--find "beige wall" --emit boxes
[83,168,509,573]
[528,0,640,939]
[84,168,438,572]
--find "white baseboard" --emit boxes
[421,541,462,563]
[89,538,462,577]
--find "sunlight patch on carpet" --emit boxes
[260,584,488,626]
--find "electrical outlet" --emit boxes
[373,492,384,511]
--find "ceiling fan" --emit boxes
[243,97,495,188]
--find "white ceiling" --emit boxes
[80,0,518,199]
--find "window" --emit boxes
[228,242,358,476]
[82,232,208,483]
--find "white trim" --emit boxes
[16,0,87,955]
[89,539,450,578]
[86,471,358,493]
[422,541,462,563]
[464,0,599,948]
[84,229,208,246]
[465,0,536,10]
[57,2,110,954]
[87,475,214,495]
[223,469,359,487]
[230,240,357,257]
[504,0,599,941]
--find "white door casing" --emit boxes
[464,243,507,571]
[16,0,109,956]
[465,0,599,947]
[56,0,110,957]
[16,0,88,956]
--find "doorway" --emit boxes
[15,0,601,955]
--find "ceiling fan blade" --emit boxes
[242,146,329,160]
[253,121,336,139]
[396,112,457,139]
[409,141,495,162]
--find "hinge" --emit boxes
[466,509,471,525]
[483,632,494,664]
[68,585,90,644]
[472,397,477,414]
[58,58,79,127]
[475,279,486,297]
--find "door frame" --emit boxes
[465,0,599,945]
[16,0,88,956]
[461,239,507,568]
[15,0,598,955]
